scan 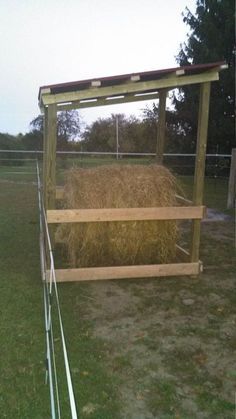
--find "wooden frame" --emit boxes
[47,206,205,224]
[39,62,227,282]
[46,263,201,283]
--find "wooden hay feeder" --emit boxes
[38,61,227,282]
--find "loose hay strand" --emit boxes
[56,164,181,267]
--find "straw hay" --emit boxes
[56,164,180,267]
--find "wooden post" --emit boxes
[190,82,211,263]
[45,104,57,209]
[43,106,48,203]
[227,148,236,209]
[156,89,167,164]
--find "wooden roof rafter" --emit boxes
[38,61,227,112]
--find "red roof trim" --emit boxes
[39,61,226,99]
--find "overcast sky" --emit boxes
[0,0,196,135]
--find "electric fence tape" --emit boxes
[36,161,78,419]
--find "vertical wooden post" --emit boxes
[156,89,167,164]
[43,106,48,203]
[46,104,57,210]
[227,148,236,209]
[190,82,211,262]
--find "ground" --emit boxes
[0,162,235,418]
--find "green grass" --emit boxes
[0,164,235,418]
[0,180,121,418]
[0,162,38,182]
[179,175,230,211]
[196,391,235,415]
[147,378,181,417]
[0,182,49,418]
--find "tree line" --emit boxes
[0,0,234,155]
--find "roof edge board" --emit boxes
[38,61,226,94]
[40,70,219,107]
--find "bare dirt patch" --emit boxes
[78,219,236,418]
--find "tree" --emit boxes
[29,110,82,150]
[142,104,190,153]
[174,0,235,153]
[81,116,117,152]
[81,114,147,153]
[20,131,43,151]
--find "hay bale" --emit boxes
[56,164,180,267]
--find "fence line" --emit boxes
[37,161,78,419]
[0,149,231,178]
[0,149,232,158]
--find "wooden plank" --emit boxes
[176,244,190,262]
[190,82,211,262]
[43,106,48,203]
[47,205,205,223]
[56,91,159,111]
[156,89,167,163]
[46,104,57,209]
[47,262,200,282]
[41,71,219,106]
[227,148,236,209]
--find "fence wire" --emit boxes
[36,161,78,419]
[0,149,232,179]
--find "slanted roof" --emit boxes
[38,61,227,111]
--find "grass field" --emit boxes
[0,161,235,418]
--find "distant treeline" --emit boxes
[0,104,234,157]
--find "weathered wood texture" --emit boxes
[227,148,236,209]
[45,104,57,209]
[156,89,167,163]
[47,206,206,224]
[46,262,200,282]
[190,82,211,262]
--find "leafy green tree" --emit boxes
[142,104,189,153]
[0,132,22,150]
[81,113,152,154]
[82,116,116,152]
[174,0,235,152]
[0,133,24,165]
[20,131,43,150]
[29,110,82,150]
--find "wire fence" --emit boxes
[36,161,78,419]
[0,149,232,178]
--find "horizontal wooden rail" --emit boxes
[47,206,206,224]
[46,262,200,282]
